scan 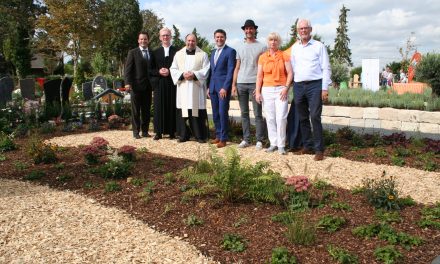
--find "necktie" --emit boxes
[142,49,149,60]
[214,48,221,65]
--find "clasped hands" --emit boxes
[183,71,195,80]
[159,68,169,77]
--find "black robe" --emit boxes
[151,46,177,136]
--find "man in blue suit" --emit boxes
[209,29,236,148]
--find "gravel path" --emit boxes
[0,179,215,263]
[2,130,439,263]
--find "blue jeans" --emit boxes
[237,83,264,142]
[293,80,324,152]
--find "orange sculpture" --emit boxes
[408,52,421,82]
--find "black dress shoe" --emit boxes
[169,135,176,139]
[197,139,206,143]
[153,134,162,140]
[177,138,187,143]
[141,132,150,137]
[133,134,141,139]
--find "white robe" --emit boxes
[170,47,210,117]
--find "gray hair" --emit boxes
[297,18,312,28]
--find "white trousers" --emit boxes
[262,86,288,148]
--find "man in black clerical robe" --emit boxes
[151,28,178,140]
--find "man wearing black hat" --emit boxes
[232,19,267,149]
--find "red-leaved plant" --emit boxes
[285,176,311,192]
[117,145,137,162]
[90,137,109,149]
[82,144,105,165]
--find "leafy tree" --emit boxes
[91,52,108,75]
[102,0,142,77]
[0,0,45,78]
[350,66,362,78]
[281,18,298,51]
[331,62,349,87]
[415,53,440,96]
[172,25,185,49]
[141,9,164,50]
[37,0,103,84]
[398,33,417,72]
[332,5,352,66]
[386,61,402,78]
[192,28,214,55]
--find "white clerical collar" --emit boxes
[163,45,170,57]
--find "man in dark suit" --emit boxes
[124,31,153,139]
[209,29,236,148]
[151,27,178,140]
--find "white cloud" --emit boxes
[141,0,440,68]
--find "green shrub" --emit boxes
[327,245,358,264]
[285,214,316,245]
[330,202,352,211]
[415,52,440,96]
[373,148,388,158]
[336,127,355,140]
[397,196,416,207]
[221,233,247,252]
[39,121,56,134]
[0,132,17,152]
[181,148,285,203]
[323,129,337,146]
[418,203,440,230]
[391,156,405,167]
[313,179,330,190]
[269,247,298,264]
[362,176,400,210]
[352,223,423,250]
[23,170,45,181]
[104,181,122,192]
[271,211,296,225]
[27,137,57,164]
[316,215,346,233]
[183,214,204,227]
[95,159,133,179]
[130,177,144,187]
[375,209,401,223]
[374,245,402,264]
[163,172,176,185]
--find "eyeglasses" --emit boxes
[298,27,311,31]
[161,34,171,37]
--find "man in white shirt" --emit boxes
[290,18,331,161]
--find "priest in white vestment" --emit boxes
[170,34,210,143]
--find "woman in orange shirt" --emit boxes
[255,32,293,155]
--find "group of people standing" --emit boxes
[124,18,331,161]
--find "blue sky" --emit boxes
[140,0,440,69]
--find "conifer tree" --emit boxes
[332,5,352,66]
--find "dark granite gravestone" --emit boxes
[82,81,94,101]
[61,76,73,104]
[60,76,73,120]
[0,76,14,106]
[92,75,107,90]
[19,78,35,100]
[43,78,62,118]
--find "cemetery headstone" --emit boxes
[19,78,35,100]
[82,81,94,101]
[0,76,14,106]
[43,78,62,118]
